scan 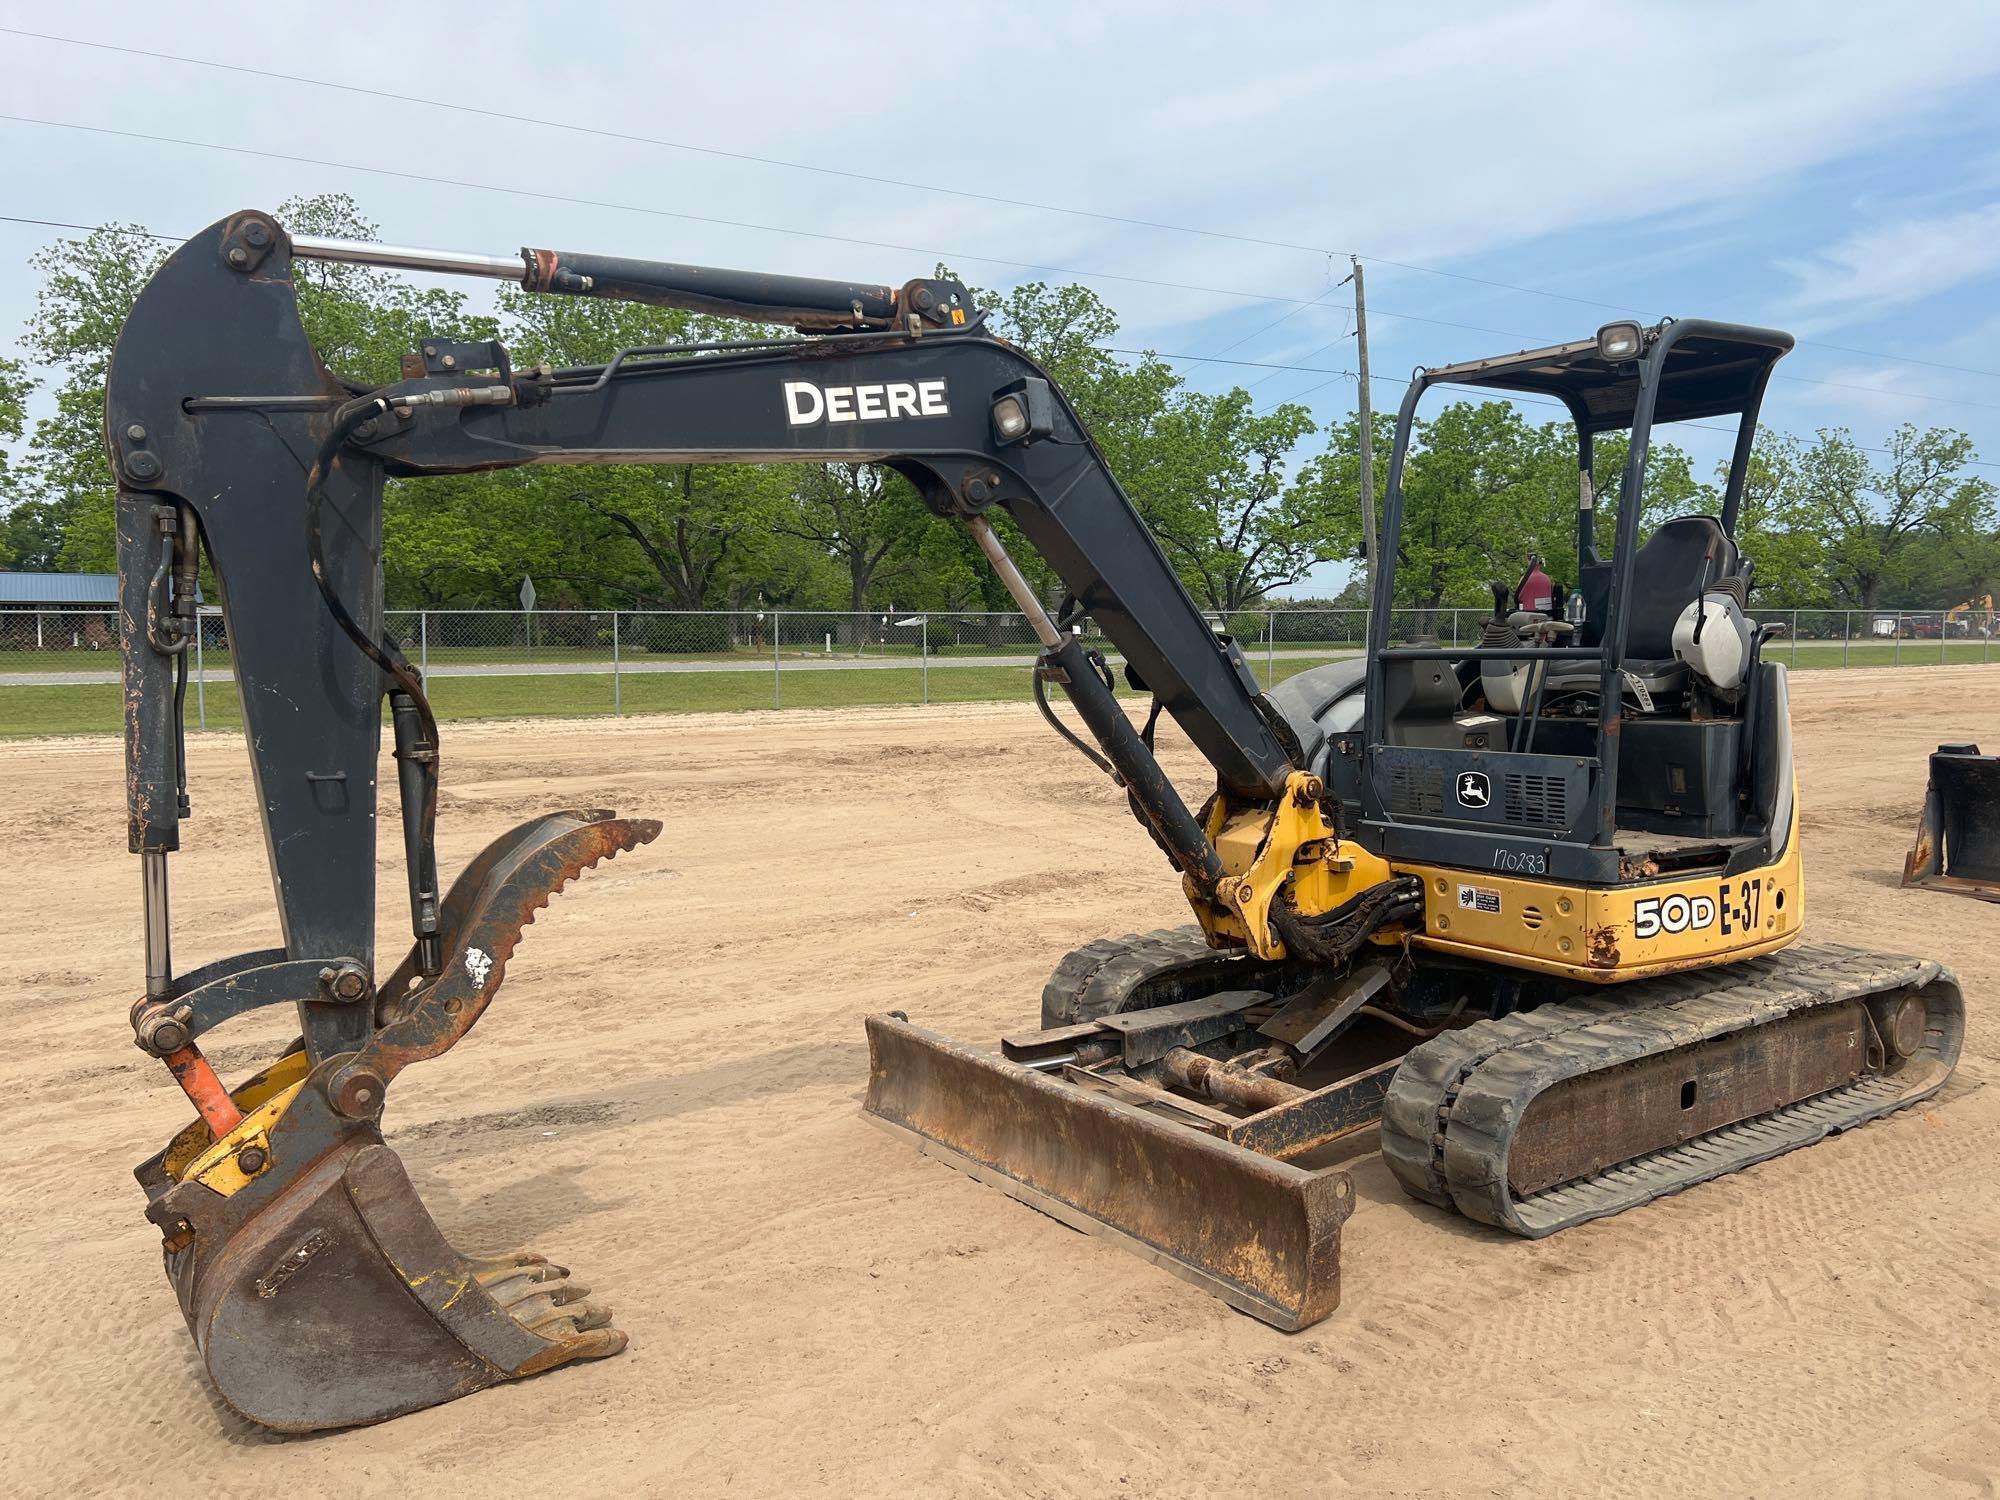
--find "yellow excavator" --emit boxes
[1946,594,1995,636]
[108,212,1964,1430]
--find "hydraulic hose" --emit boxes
[1269,876,1425,966]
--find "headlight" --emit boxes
[1596,321,1644,361]
[992,393,1031,441]
[990,377,1053,445]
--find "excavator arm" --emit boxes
[110,214,1305,1007]
[105,211,1388,1430]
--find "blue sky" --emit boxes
[3,1,1999,594]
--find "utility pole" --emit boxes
[1350,256,1378,645]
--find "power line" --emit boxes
[1180,272,1341,371]
[12,115,2000,413]
[4,26,1996,386]
[0,212,181,243]
[0,116,1353,312]
[0,25,1650,318]
[1112,349,1354,376]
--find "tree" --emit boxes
[0,356,48,567]
[1393,401,1540,613]
[1726,429,1829,603]
[967,276,1179,481]
[15,222,169,570]
[1807,424,1990,613]
[955,274,1182,618]
[778,463,927,640]
[286,194,495,387]
[10,195,497,578]
[497,287,798,610]
[1141,390,1338,614]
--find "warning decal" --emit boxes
[1456,884,1502,915]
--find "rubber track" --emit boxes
[1379,942,1965,1238]
[1040,926,1230,1028]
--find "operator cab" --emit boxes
[1302,319,1796,885]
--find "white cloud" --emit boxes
[1777,202,2000,327]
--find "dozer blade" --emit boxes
[1903,742,2000,901]
[862,1014,1354,1330]
[135,810,657,1432]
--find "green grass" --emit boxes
[0,663,1126,738]
[4,641,1994,739]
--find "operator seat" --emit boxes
[1549,515,1739,700]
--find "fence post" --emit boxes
[772,608,781,709]
[420,610,429,678]
[611,610,622,716]
[1895,616,1902,666]
[1842,612,1849,667]
[194,612,207,729]
[35,609,44,649]
[1941,616,1948,665]
[1266,612,1275,686]
[1790,610,1798,667]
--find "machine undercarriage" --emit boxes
[867,925,1962,1328]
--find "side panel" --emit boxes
[1393,790,1804,982]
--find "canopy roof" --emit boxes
[1418,319,1794,433]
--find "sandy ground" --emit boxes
[3,665,1998,1498]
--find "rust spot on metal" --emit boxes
[524,247,562,293]
[1159,1046,1308,1113]
[1586,925,1622,969]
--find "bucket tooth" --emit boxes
[862,1013,1354,1330]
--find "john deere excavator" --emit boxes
[108,211,1964,1432]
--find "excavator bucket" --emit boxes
[1903,743,2000,902]
[863,1014,1355,1330]
[134,809,658,1431]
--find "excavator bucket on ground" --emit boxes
[134,810,658,1431]
[1904,743,2000,902]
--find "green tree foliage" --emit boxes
[287,194,496,386]
[494,288,805,610]
[15,222,169,569]
[1142,391,1337,614]
[778,462,929,641]
[1726,429,1828,603]
[1791,423,1997,612]
[0,355,47,567]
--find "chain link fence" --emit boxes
[5,605,1996,736]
